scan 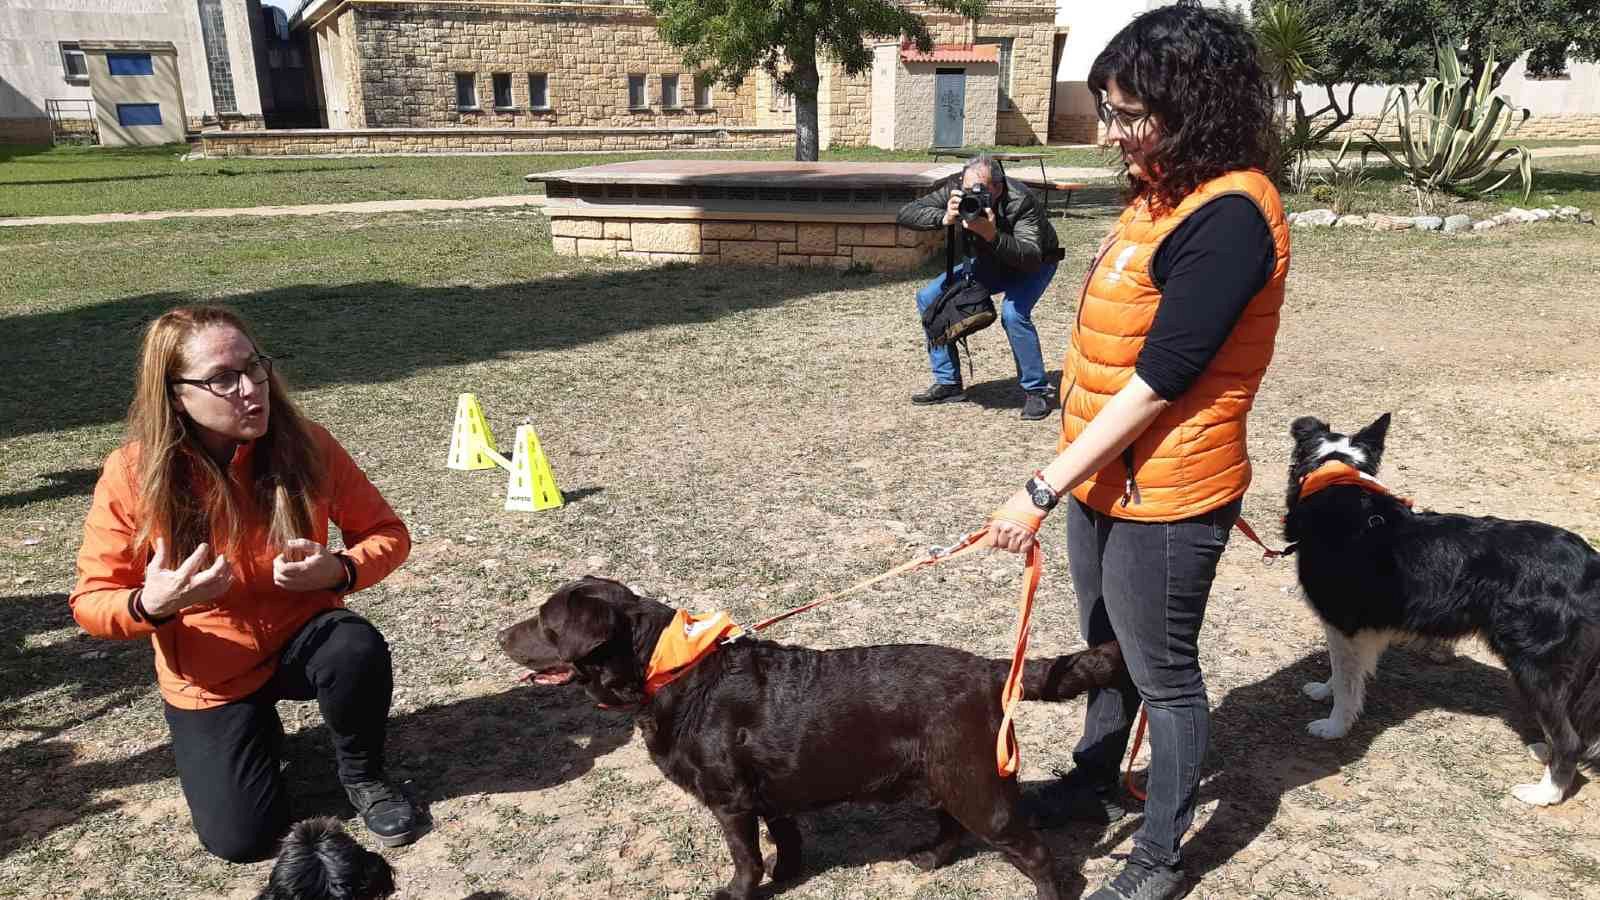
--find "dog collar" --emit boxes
[1298,460,1414,507]
[642,609,745,697]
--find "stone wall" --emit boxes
[1325,112,1600,142]
[340,2,760,129]
[549,215,944,270]
[0,117,54,145]
[198,124,793,156]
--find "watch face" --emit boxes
[1031,487,1053,508]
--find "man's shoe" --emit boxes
[1021,391,1055,420]
[1085,859,1188,900]
[1022,767,1127,829]
[911,382,966,404]
[345,779,420,848]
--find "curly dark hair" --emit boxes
[1088,2,1279,212]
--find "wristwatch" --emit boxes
[1026,471,1060,512]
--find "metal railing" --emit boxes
[46,98,98,144]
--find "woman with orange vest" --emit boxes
[70,306,418,862]
[986,6,1288,899]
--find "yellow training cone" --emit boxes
[446,393,500,471]
[505,424,564,512]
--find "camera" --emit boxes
[958,184,993,222]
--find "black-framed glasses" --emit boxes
[169,355,273,398]
[1096,98,1153,133]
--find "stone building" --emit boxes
[264,0,1061,155]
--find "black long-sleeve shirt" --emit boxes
[1133,196,1276,401]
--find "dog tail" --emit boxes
[1003,640,1125,702]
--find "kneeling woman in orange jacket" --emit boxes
[987,6,1289,900]
[71,305,417,862]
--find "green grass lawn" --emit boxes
[0,142,1116,219]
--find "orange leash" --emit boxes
[1124,706,1149,802]
[750,523,1041,778]
[1232,516,1294,562]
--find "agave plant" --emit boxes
[1363,42,1533,212]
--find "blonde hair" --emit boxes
[127,305,325,559]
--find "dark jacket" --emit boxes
[896,176,1061,274]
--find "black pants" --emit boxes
[163,609,393,863]
[1066,496,1238,869]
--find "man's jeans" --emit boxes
[914,258,1055,394]
[1065,495,1240,869]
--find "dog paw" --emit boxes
[763,853,801,884]
[1528,742,1551,764]
[1302,681,1333,701]
[1307,718,1349,739]
[1512,780,1564,806]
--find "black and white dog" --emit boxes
[1285,413,1600,806]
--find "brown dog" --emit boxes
[498,575,1125,900]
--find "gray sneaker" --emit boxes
[1021,391,1055,420]
[911,382,966,404]
[1086,859,1188,900]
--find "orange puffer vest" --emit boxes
[1058,170,1290,521]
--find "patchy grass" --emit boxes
[1284,153,1600,218]
[0,142,1115,219]
[2,195,1598,899]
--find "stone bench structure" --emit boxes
[526,160,959,270]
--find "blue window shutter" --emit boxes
[108,53,154,76]
[116,103,163,126]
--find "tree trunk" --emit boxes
[790,36,821,162]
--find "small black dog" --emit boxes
[499,575,1125,900]
[1286,413,1600,806]
[256,817,396,900]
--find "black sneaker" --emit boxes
[1086,858,1188,900]
[911,382,966,404]
[1023,767,1127,829]
[1021,391,1055,420]
[345,779,420,848]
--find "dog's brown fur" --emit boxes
[498,576,1125,900]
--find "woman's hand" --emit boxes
[273,539,346,592]
[989,489,1046,554]
[141,538,233,618]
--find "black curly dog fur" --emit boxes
[255,818,395,900]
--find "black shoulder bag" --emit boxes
[920,224,997,347]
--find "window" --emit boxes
[456,72,477,109]
[694,74,713,109]
[492,73,513,108]
[661,74,680,108]
[107,52,154,76]
[977,37,1014,111]
[768,78,793,112]
[528,72,549,109]
[628,74,647,109]
[116,102,162,126]
[60,43,88,82]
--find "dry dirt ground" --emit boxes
[2,191,1598,900]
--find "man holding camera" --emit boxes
[898,155,1063,420]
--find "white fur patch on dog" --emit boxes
[1512,766,1566,806]
[1315,436,1367,465]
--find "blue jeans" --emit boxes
[1065,496,1240,869]
[914,259,1055,394]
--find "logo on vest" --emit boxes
[1103,245,1137,285]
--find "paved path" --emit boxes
[3,144,1592,228]
[0,193,547,228]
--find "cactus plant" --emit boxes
[1363,43,1533,212]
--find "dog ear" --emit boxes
[542,580,629,662]
[1290,416,1328,443]
[1354,412,1391,453]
